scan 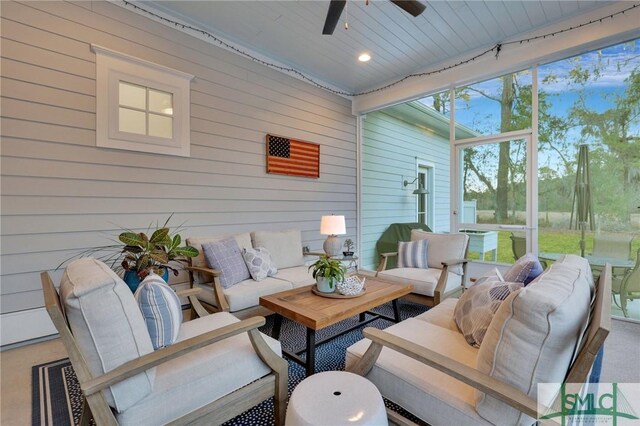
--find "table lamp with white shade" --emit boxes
[320,215,346,256]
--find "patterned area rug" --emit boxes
[32,301,429,426]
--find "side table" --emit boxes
[285,371,388,425]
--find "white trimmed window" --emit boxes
[92,45,193,157]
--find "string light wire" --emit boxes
[121,1,639,97]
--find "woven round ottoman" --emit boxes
[285,371,388,426]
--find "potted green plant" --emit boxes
[308,255,346,293]
[343,239,355,257]
[59,215,199,292]
[119,225,199,291]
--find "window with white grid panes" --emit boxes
[93,45,193,157]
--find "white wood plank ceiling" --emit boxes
[145,1,617,94]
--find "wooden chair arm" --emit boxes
[186,265,221,277]
[82,316,267,397]
[376,252,398,274]
[186,265,229,312]
[441,258,471,267]
[352,327,539,418]
[175,287,201,298]
[380,252,398,258]
[175,288,210,318]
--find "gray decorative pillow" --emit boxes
[454,279,524,348]
[242,247,278,281]
[202,238,251,289]
[397,239,429,268]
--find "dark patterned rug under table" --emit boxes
[32,301,429,426]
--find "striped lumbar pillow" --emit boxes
[134,274,182,350]
[397,239,429,269]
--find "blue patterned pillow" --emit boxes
[202,238,251,289]
[397,240,429,268]
[134,274,182,350]
[503,253,544,285]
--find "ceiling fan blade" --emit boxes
[390,0,426,17]
[322,0,346,35]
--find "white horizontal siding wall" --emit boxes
[361,111,450,271]
[0,0,356,345]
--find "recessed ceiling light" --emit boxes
[358,53,371,62]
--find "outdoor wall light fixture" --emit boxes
[403,177,429,195]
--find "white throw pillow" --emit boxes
[242,247,278,281]
[134,274,182,350]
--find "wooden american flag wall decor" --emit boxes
[266,134,320,178]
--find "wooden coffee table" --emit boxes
[259,276,412,376]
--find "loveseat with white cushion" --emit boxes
[346,254,611,425]
[186,229,315,318]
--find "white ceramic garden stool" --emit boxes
[285,371,388,426]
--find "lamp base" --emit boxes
[323,235,342,257]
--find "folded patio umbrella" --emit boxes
[570,144,595,257]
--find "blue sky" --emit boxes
[420,39,639,140]
[423,39,640,173]
[417,38,639,189]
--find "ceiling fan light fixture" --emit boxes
[358,53,371,62]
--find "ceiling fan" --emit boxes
[322,0,427,35]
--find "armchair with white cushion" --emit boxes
[42,258,288,426]
[376,230,470,307]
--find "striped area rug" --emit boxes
[32,301,428,426]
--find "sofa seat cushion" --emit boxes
[475,258,592,426]
[346,319,488,426]
[116,312,281,425]
[272,265,315,288]
[251,229,304,269]
[414,298,459,331]
[224,277,293,312]
[59,258,155,413]
[377,268,462,296]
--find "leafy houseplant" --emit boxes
[343,239,355,257]
[58,216,199,292]
[308,255,346,293]
[119,227,199,280]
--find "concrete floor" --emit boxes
[2,318,638,425]
[1,338,67,426]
